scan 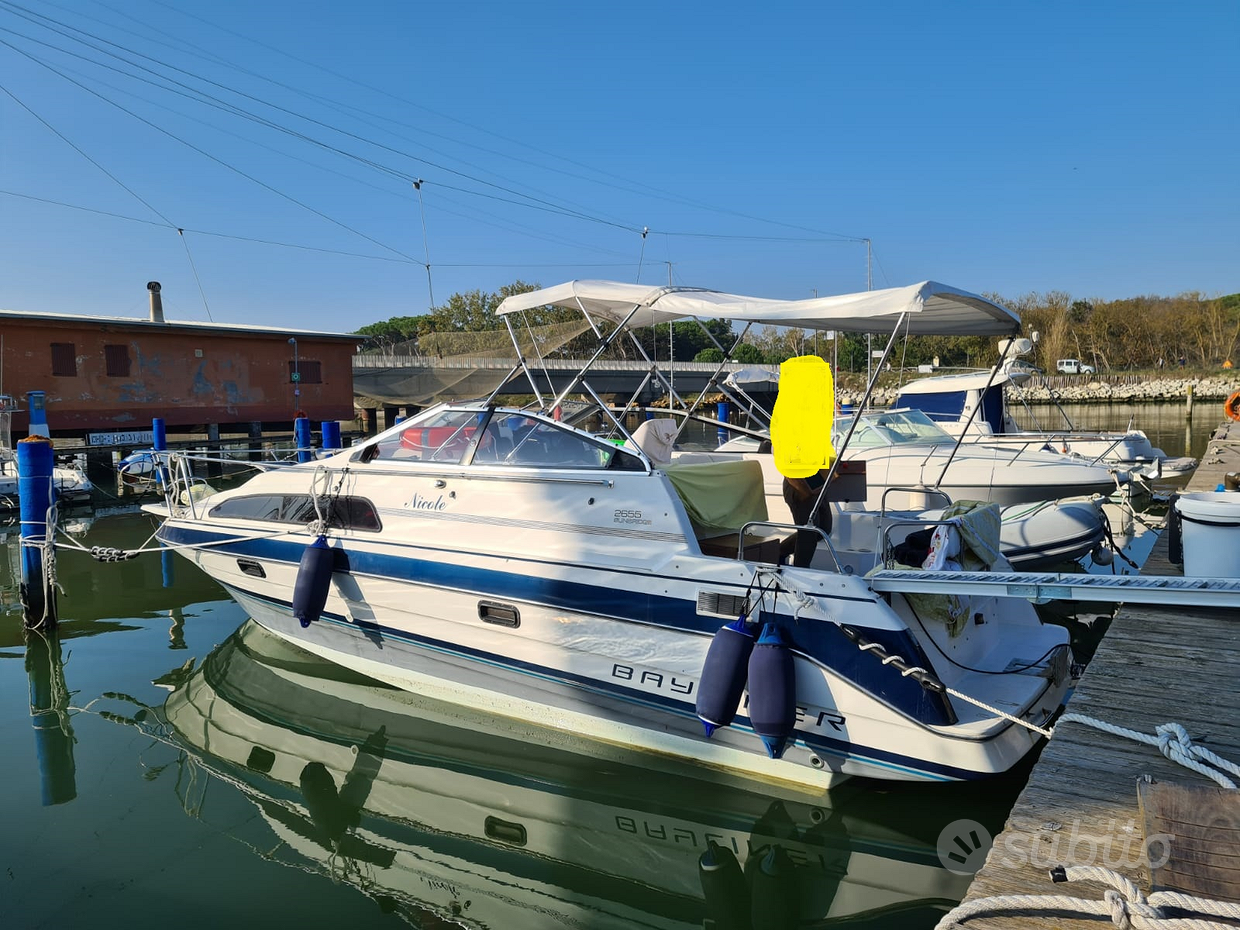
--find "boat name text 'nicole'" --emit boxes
[407,492,448,511]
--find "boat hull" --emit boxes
[169,529,1067,790]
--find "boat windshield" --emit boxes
[359,407,645,470]
[834,409,955,448]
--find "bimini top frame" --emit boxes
[494,279,1022,449]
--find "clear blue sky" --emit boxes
[2,0,1236,332]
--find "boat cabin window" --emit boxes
[473,413,644,470]
[209,494,382,531]
[371,410,483,464]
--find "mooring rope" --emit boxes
[839,626,1240,788]
[1057,714,1240,789]
[937,865,1240,930]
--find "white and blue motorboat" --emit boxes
[151,280,1071,789]
[893,361,1196,476]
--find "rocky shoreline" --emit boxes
[838,375,1240,408]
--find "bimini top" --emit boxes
[496,280,1021,336]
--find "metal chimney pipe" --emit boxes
[147,281,164,323]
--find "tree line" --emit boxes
[357,284,1240,373]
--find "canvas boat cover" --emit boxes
[496,280,1020,336]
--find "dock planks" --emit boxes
[950,419,1240,928]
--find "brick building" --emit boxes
[0,283,358,437]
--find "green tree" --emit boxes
[732,343,766,364]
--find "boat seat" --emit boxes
[624,419,678,465]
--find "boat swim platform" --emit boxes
[945,419,1240,929]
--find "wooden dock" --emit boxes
[950,420,1240,928]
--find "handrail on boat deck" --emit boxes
[738,519,843,573]
[879,486,953,516]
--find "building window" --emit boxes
[51,343,76,377]
[105,344,132,377]
[289,360,322,384]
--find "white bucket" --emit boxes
[1175,491,1240,577]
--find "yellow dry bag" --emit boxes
[770,355,836,478]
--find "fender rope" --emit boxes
[937,864,1240,929]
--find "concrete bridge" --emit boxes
[352,354,775,407]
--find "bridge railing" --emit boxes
[352,354,777,373]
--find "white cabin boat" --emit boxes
[151,280,1072,789]
[894,368,1196,476]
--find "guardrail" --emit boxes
[352,354,777,373]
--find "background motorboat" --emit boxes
[893,364,1196,476]
[0,396,93,508]
[718,409,1122,510]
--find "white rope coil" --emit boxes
[937,865,1240,929]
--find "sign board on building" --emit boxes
[88,430,154,447]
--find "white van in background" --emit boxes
[1056,358,1096,375]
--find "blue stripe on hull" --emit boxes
[161,523,957,728]
[225,581,996,783]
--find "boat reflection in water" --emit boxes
[123,620,982,929]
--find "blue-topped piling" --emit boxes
[17,435,56,626]
[151,417,171,488]
[716,401,731,446]
[322,420,342,450]
[294,416,313,463]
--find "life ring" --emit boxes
[1226,390,1240,421]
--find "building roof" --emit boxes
[0,307,359,341]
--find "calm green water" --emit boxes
[0,403,1208,929]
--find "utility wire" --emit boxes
[0,3,639,232]
[177,229,213,321]
[0,34,428,266]
[42,53,636,259]
[0,79,172,225]
[0,189,640,270]
[4,16,638,233]
[137,0,868,240]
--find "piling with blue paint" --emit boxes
[295,416,313,463]
[716,401,731,446]
[322,420,342,450]
[152,417,171,488]
[17,436,56,626]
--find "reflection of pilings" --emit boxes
[168,606,186,650]
[25,627,77,805]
